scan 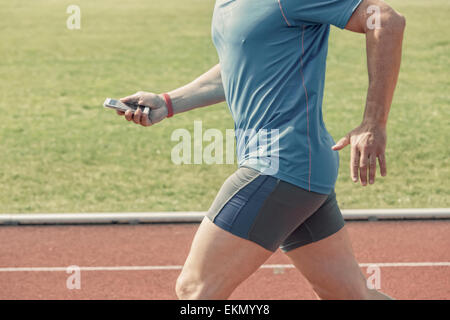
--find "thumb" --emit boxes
[332,135,350,151]
[120,92,141,104]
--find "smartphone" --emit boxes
[103,98,142,112]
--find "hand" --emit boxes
[332,122,387,186]
[117,91,168,127]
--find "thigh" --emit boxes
[181,167,275,294]
[284,226,368,299]
[180,217,273,294]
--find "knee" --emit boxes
[176,273,202,300]
[175,272,228,300]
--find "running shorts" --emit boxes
[206,167,345,252]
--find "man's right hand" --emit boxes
[117,91,168,127]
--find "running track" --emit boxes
[0,220,449,299]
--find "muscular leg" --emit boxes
[176,217,273,300]
[284,226,392,300]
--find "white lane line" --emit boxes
[0,266,183,272]
[0,262,449,272]
[262,262,450,268]
[359,262,450,267]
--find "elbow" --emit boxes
[364,3,406,34]
[383,10,406,34]
[395,13,406,32]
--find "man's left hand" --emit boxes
[332,122,387,186]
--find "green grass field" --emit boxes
[0,0,449,213]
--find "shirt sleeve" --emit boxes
[283,0,363,29]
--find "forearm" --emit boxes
[334,1,406,184]
[362,6,406,128]
[162,64,225,115]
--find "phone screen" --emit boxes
[109,99,122,107]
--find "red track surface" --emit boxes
[0,220,449,300]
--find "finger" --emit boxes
[359,150,369,186]
[350,145,359,183]
[133,108,142,124]
[116,110,125,116]
[141,107,150,126]
[332,135,350,151]
[378,153,387,177]
[368,153,377,184]
[125,110,133,121]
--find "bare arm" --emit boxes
[332,0,406,186]
[118,64,225,126]
[167,63,225,114]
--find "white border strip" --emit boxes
[0,209,449,225]
[0,262,449,272]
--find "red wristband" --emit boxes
[162,93,174,118]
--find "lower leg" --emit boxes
[366,289,394,300]
[285,227,394,300]
[311,280,392,300]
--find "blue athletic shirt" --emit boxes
[211,0,362,194]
